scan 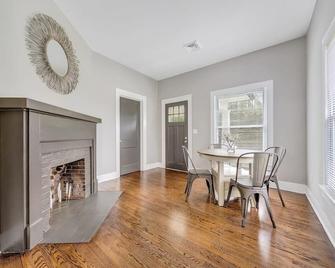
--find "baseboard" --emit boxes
[97,172,119,183]
[306,188,335,247]
[144,162,162,170]
[97,163,162,183]
[270,180,306,194]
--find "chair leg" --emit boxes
[262,191,276,228]
[211,177,216,203]
[254,193,260,209]
[224,182,234,207]
[241,196,249,227]
[207,177,215,203]
[185,179,194,202]
[184,174,190,193]
[184,181,188,194]
[206,180,210,194]
[273,178,285,207]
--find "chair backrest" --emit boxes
[265,146,286,177]
[181,146,197,174]
[236,152,278,187]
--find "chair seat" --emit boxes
[189,169,212,176]
[231,176,267,188]
[235,177,253,187]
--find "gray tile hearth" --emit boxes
[43,191,122,244]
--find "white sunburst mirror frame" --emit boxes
[25,13,79,94]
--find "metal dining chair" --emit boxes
[264,147,287,207]
[182,146,215,203]
[224,152,279,228]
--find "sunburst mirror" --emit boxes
[25,13,79,94]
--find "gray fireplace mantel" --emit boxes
[0,98,101,254]
[0,98,101,123]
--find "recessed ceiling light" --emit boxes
[183,40,202,52]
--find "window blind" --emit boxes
[326,39,335,194]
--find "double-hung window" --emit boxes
[324,23,335,195]
[211,81,273,150]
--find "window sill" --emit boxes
[319,185,335,205]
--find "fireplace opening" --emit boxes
[50,159,86,209]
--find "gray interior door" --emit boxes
[120,97,140,175]
[165,101,188,171]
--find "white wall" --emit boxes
[158,37,307,186]
[306,0,335,246]
[0,0,160,178]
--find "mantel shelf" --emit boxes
[0,98,101,123]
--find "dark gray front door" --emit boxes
[120,97,140,175]
[165,101,188,171]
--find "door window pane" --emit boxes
[179,114,185,122]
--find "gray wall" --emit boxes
[158,37,307,185]
[0,0,160,178]
[306,0,335,243]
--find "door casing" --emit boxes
[116,88,147,178]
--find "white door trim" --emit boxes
[116,88,147,177]
[161,95,192,169]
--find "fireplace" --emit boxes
[40,147,92,232]
[0,98,101,253]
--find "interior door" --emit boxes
[165,101,188,171]
[120,97,140,175]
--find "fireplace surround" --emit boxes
[0,98,101,254]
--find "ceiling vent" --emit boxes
[183,40,202,52]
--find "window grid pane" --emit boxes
[214,90,265,150]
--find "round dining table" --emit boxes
[197,148,253,206]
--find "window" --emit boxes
[167,104,185,123]
[324,23,335,195]
[211,81,273,150]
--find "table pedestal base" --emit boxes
[211,161,240,206]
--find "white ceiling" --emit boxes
[55,0,316,80]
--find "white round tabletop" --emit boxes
[197,148,255,158]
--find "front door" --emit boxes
[165,101,188,171]
[120,97,140,175]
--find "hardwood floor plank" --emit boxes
[1,168,334,267]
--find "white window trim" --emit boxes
[210,80,274,150]
[322,16,335,200]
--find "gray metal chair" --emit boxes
[264,147,287,207]
[182,146,215,203]
[224,152,279,228]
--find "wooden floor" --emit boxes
[1,168,334,267]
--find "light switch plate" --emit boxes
[193,129,198,134]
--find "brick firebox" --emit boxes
[50,159,86,208]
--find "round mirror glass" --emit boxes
[46,39,68,76]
